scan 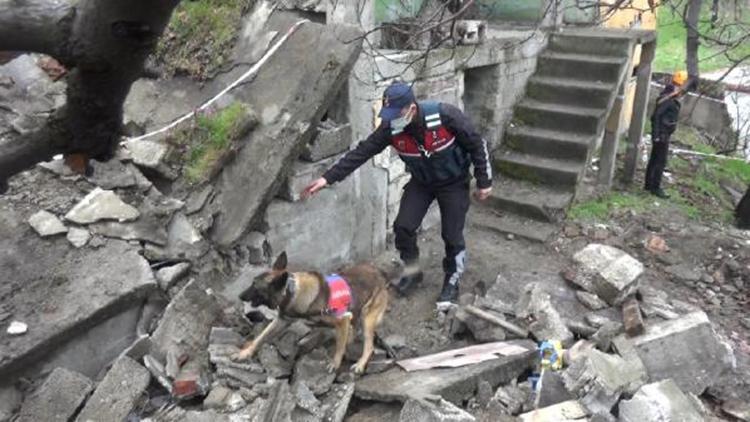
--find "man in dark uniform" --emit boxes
[645,70,687,198]
[301,82,492,309]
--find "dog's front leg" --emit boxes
[232,317,287,361]
[329,314,352,372]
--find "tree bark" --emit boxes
[0,0,181,190]
[685,0,703,78]
[736,184,750,229]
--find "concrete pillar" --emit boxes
[597,91,626,189]
[622,40,655,185]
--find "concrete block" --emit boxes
[17,368,93,422]
[75,356,150,422]
[562,348,647,415]
[355,340,535,405]
[519,400,588,421]
[28,210,67,237]
[279,155,340,202]
[515,283,574,345]
[618,380,704,422]
[292,348,336,395]
[301,123,352,162]
[155,262,191,291]
[573,244,643,305]
[612,311,734,394]
[399,397,476,422]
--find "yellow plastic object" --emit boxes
[538,340,565,371]
[672,70,688,86]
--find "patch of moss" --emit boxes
[568,191,654,221]
[170,102,251,184]
[156,0,252,80]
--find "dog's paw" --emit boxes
[350,361,367,375]
[326,362,340,373]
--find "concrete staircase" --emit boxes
[473,29,634,241]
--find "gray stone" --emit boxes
[259,344,294,378]
[515,283,573,345]
[121,139,175,179]
[245,380,295,422]
[562,348,647,415]
[66,227,90,248]
[664,264,702,283]
[216,366,266,389]
[319,382,354,422]
[618,380,703,422]
[75,356,150,422]
[591,321,623,351]
[244,231,269,265]
[203,385,232,409]
[64,188,140,224]
[455,307,507,342]
[490,383,529,415]
[536,370,575,408]
[518,400,588,421]
[722,400,750,422]
[292,347,336,395]
[17,367,93,422]
[150,279,222,377]
[86,158,137,189]
[575,291,608,311]
[211,22,363,247]
[0,385,22,422]
[612,311,734,394]
[185,185,214,215]
[384,334,407,350]
[572,244,643,305]
[280,155,340,202]
[156,262,191,291]
[400,396,476,422]
[292,381,323,420]
[38,159,82,178]
[584,313,617,329]
[273,320,312,360]
[356,340,536,404]
[28,210,67,237]
[143,212,208,261]
[476,379,494,408]
[301,123,352,162]
[143,354,172,392]
[90,217,168,246]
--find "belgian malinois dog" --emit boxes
[232,252,390,374]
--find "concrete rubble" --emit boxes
[27,210,67,237]
[17,367,93,422]
[572,244,643,305]
[400,396,477,422]
[618,379,705,422]
[75,356,150,422]
[516,283,574,345]
[64,187,140,224]
[612,311,734,394]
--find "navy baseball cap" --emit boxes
[379,82,415,121]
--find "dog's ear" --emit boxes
[272,251,287,271]
[271,271,289,291]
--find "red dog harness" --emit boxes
[325,274,352,318]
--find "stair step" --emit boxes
[548,32,633,57]
[536,52,626,83]
[494,151,584,187]
[513,99,604,134]
[487,178,574,223]
[526,76,615,109]
[470,206,558,243]
[504,125,592,161]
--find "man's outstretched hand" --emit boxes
[301,177,328,199]
[474,187,492,202]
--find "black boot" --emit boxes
[436,273,460,310]
[649,188,670,199]
[396,261,423,296]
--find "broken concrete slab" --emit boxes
[211,22,363,247]
[28,210,67,237]
[90,217,169,245]
[591,321,623,351]
[618,379,704,422]
[0,233,158,380]
[185,185,214,215]
[301,122,352,162]
[38,158,82,179]
[64,188,140,224]
[722,399,750,422]
[0,384,22,422]
[149,279,222,381]
[516,283,574,345]
[572,244,643,305]
[292,347,336,395]
[536,371,575,409]
[292,381,323,421]
[612,311,734,394]
[246,380,296,422]
[575,291,608,311]
[121,139,175,179]
[280,155,341,201]
[66,227,90,248]
[356,340,535,404]
[259,343,294,378]
[400,396,476,422]
[17,367,93,422]
[562,348,647,415]
[75,356,150,422]
[455,306,507,342]
[319,382,355,422]
[490,382,530,416]
[155,262,191,291]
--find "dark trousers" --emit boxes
[645,136,670,191]
[393,179,470,275]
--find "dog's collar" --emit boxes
[285,273,297,298]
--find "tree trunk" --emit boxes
[0,0,181,191]
[685,0,703,78]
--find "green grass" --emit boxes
[568,191,655,220]
[654,4,750,73]
[672,126,717,155]
[171,102,250,184]
[156,0,250,79]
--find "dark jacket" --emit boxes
[323,102,492,189]
[651,84,682,142]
